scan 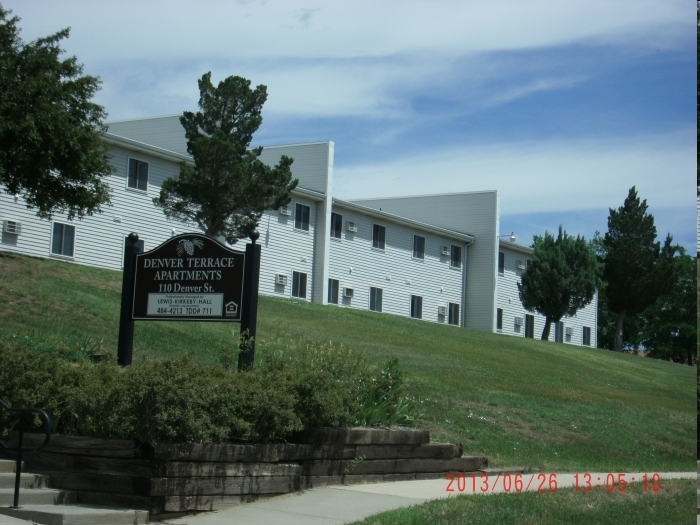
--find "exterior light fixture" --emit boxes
[498,232,516,243]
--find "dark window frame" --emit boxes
[412,235,425,259]
[583,326,591,346]
[372,224,386,250]
[51,222,75,257]
[369,286,383,312]
[330,212,342,239]
[294,203,310,231]
[410,294,423,319]
[496,308,503,330]
[327,278,339,304]
[450,245,462,268]
[292,271,307,299]
[448,303,460,326]
[554,321,564,343]
[525,314,535,338]
[498,252,505,274]
[127,158,149,192]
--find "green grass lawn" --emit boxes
[347,479,696,525]
[0,251,694,473]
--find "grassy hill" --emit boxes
[0,251,694,473]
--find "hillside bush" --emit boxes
[0,334,420,444]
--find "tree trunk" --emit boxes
[614,311,626,351]
[541,317,552,340]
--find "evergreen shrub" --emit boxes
[0,334,420,444]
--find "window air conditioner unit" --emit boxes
[3,220,21,235]
[279,206,291,216]
[275,274,288,286]
[437,305,447,316]
[565,327,573,336]
[343,287,354,298]
[346,222,357,232]
[514,317,524,326]
[516,260,525,270]
[440,245,450,256]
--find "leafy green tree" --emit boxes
[602,187,677,351]
[0,5,113,219]
[641,251,696,365]
[154,72,297,244]
[518,226,599,341]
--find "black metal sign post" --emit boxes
[238,230,261,370]
[117,233,143,366]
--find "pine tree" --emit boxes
[602,187,677,351]
[154,72,298,243]
[518,226,599,340]
[641,251,696,365]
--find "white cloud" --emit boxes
[5,0,691,122]
[6,0,690,62]
[333,128,696,216]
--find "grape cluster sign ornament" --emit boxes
[132,235,244,321]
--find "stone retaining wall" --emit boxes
[7,429,487,517]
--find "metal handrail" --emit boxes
[0,398,51,508]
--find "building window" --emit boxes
[410,295,423,319]
[525,314,535,338]
[51,222,75,257]
[582,326,591,346]
[498,252,505,274]
[292,271,307,299]
[448,303,460,326]
[554,321,564,343]
[328,278,339,304]
[128,158,148,191]
[295,203,310,231]
[450,245,462,268]
[412,235,425,259]
[526,259,531,268]
[496,308,503,330]
[369,287,383,312]
[330,212,342,239]
[372,224,385,250]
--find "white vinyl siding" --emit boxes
[327,205,464,324]
[351,191,498,332]
[0,146,182,270]
[258,196,316,300]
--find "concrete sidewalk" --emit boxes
[160,472,696,525]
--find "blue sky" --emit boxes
[6,0,696,251]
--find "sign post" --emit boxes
[116,232,256,367]
[238,230,261,370]
[117,233,143,366]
